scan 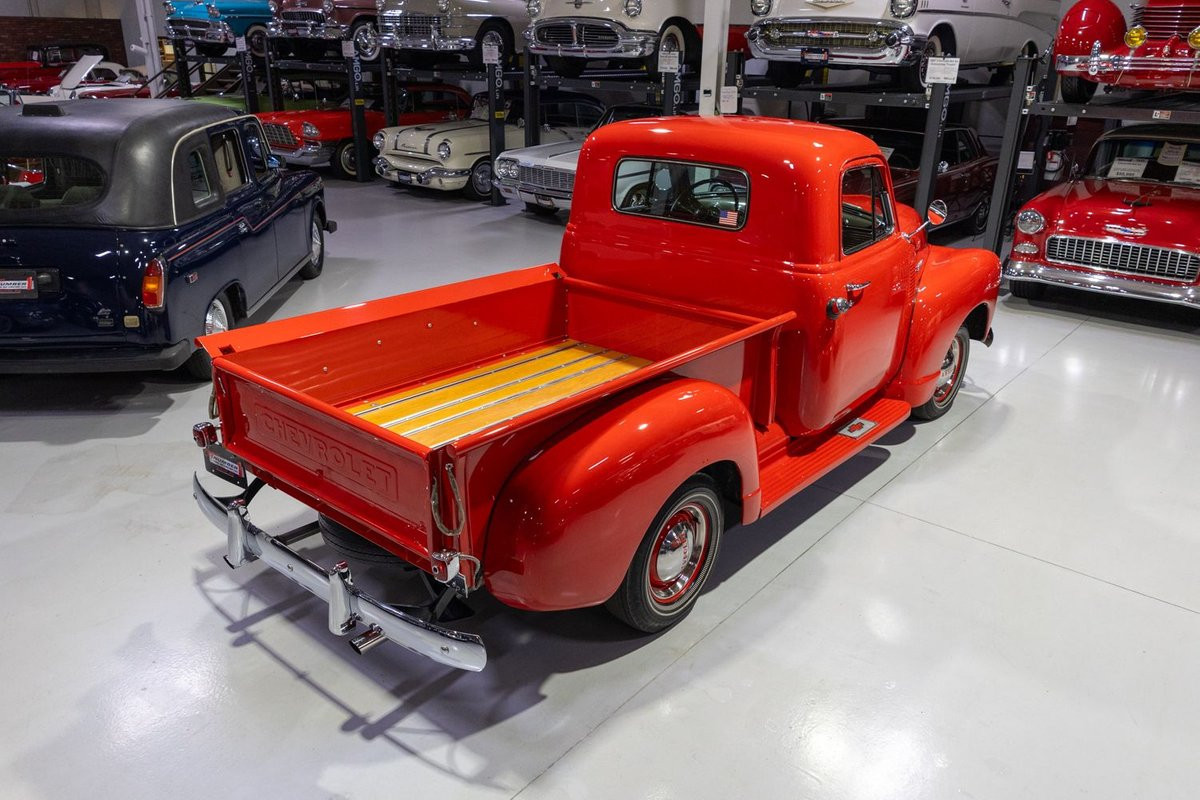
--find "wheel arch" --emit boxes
[482,377,760,612]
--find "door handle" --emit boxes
[237,220,250,234]
[828,282,871,319]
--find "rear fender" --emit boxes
[1054,0,1126,58]
[888,245,1000,407]
[483,377,759,612]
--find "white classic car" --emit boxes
[493,103,660,214]
[746,0,1060,87]
[374,90,603,197]
[376,0,532,66]
[524,0,755,76]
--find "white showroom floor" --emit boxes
[1,178,1198,800]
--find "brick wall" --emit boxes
[0,17,127,66]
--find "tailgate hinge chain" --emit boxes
[430,462,466,538]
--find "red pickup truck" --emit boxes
[192,116,1000,672]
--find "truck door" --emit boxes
[209,126,277,302]
[818,161,915,423]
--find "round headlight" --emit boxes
[437,140,452,160]
[268,0,277,12]
[890,0,916,18]
[1015,209,1045,235]
[751,0,771,16]
[207,3,220,18]
[323,0,335,14]
[496,158,517,179]
[1124,25,1147,48]
[163,0,175,14]
[1188,26,1200,49]
[372,131,386,149]
[624,0,642,17]
[526,0,540,17]
[302,121,320,138]
[437,0,451,12]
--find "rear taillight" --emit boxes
[141,257,166,310]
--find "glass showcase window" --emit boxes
[613,159,749,230]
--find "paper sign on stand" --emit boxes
[924,57,960,85]
[1107,157,1148,179]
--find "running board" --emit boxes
[758,398,911,512]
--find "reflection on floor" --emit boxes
[0,179,1197,800]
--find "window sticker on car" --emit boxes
[1108,157,1148,179]
[1157,142,1187,167]
[1174,162,1200,185]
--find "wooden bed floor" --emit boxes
[342,340,650,447]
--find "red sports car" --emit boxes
[1005,123,1200,309]
[256,83,471,179]
[1055,0,1200,102]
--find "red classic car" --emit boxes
[1055,0,1200,102]
[1006,124,1200,308]
[269,0,381,60]
[256,83,471,178]
[191,115,999,671]
[0,43,110,94]
[841,124,998,234]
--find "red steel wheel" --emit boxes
[912,325,970,420]
[607,475,724,632]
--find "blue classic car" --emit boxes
[164,0,274,58]
[0,99,333,378]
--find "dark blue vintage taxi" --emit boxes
[0,99,334,378]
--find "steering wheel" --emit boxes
[621,181,652,211]
[669,178,740,218]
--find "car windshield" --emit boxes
[1086,138,1200,186]
[0,155,105,213]
[845,128,924,170]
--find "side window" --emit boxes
[940,132,963,167]
[187,150,214,205]
[239,120,272,180]
[613,158,749,230]
[209,129,248,195]
[841,165,894,255]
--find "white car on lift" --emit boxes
[524,0,757,76]
[493,103,660,214]
[746,0,1060,87]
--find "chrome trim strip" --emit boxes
[1004,259,1200,307]
[193,474,487,672]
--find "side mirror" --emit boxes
[926,198,948,227]
[937,160,950,174]
[266,154,282,170]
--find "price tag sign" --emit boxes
[341,40,356,58]
[1017,150,1035,172]
[1174,162,1200,185]
[1158,142,1186,166]
[235,36,247,53]
[924,56,960,85]
[658,49,680,74]
[482,42,501,65]
[719,85,738,114]
[1107,157,1148,179]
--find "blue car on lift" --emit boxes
[164,0,274,58]
[0,99,334,379]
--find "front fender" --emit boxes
[483,377,759,612]
[1054,0,1126,58]
[888,245,1000,407]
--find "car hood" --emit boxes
[168,0,269,18]
[500,138,583,166]
[383,119,488,156]
[1028,178,1200,251]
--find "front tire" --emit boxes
[196,42,230,58]
[911,326,969,420]
[245,24,269,59]
[1008,279,1045,300]
[969,196,990,235]
[1061,75,1097,104]
[183,292,236,380]
[546,56,587,77]
[606,475,724,633]
[524,201,559,217]
[330,139,364,180]
[299,210,325,279]
[901,30,945,90]
[468,20,513,68]
[655,21,700,73]
[463,157,493,200]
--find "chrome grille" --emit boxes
[167,18,215,37]
[535,23,620,48]
[1129,5,1200,38]
[519,165,575,192]
[1046,236,1200,282]
[760,21,889,51]
[281,10,326,23]
[262,123,298,149]
[381,12,442,39]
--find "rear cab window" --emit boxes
[0,155,105,212]
[613,158,749,230]
[841,164,894,254]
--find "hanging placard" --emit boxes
[719,85,738,114]
[341,40,356,58]
[1174,162,1200,185]
[1157,142,1186,166]
[235,36,247,53]
[924,57,960,85]
[482,42,501,65]
[658,50,680,74]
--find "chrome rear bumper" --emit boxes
[1004,259,1200,308]
[193,474,487,671]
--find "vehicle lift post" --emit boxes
[487,60,506,206]
[984,55,1038,255]
[347,46,372,181]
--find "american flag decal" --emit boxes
[718,209,738,227]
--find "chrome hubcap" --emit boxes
[933,336,962,404]
[340,144,356,176]
[649,501,709,604]
[354,24,380,59]
[473,162,492,195]
[310,219,322,263]
[204,299,229,336]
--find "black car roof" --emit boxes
[0,99,241,228]
[1099,123,1200,142]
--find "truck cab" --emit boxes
[193,115,999,672]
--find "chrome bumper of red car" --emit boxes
[1005,259,1200,308]
[193,474,487,672]
[1057,50,1200,78]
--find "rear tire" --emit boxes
[183,292,236,381]
[606,475,724,633]
[299,209,325,279]
[911,326,969,420]
[1061,75,1097,104]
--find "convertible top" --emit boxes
[0,99,240,228]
